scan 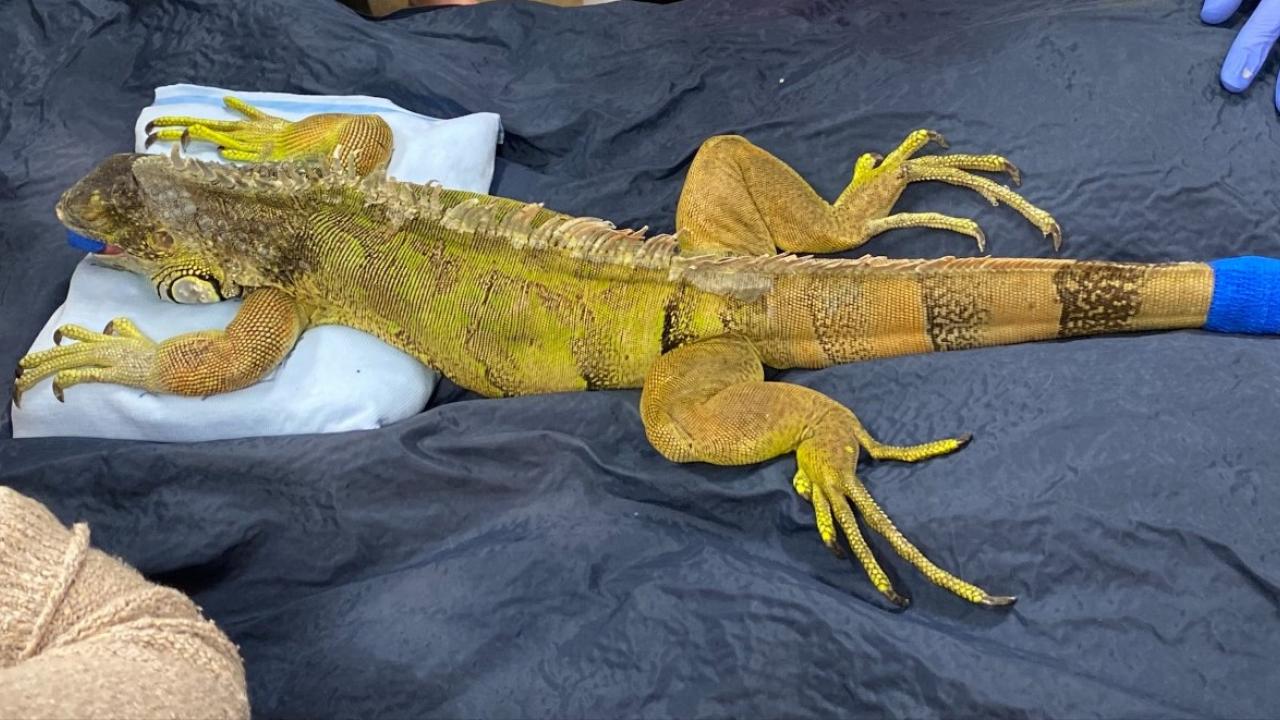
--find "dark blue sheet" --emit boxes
[2,0,1278,716]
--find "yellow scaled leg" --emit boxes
[639,335,1015,608]
[145,96,393,176]
[675,130,1059,257]
[13,289,303,406]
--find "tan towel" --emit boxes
[0,486,249,719]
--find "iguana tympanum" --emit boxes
[15,97,1277,608]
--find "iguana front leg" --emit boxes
[676,131,1060,256]
[145,96,393,176]
[13,289,303,405]
[640,335,1015,608]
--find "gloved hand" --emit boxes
[1202,0,1280,108]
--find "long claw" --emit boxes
[14,365,23,379]
[11,386,21,409]
[927,131,949,149]
[981,594,1017,607]
[884,589,911,609]
[103,320,115,335]
[52,382,64,403]
[1047,220,1063,252]
[1003,160,1022,186]
[53,329,63,345]
[144,133,159,149]
[180,129,191,150]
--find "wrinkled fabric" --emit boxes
[2,0,1279,717]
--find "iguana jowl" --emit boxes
[19,97,1271,609]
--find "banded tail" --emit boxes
[727,254,1280,369]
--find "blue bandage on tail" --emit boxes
[65,229,106,253]
[1205,256,1280,334]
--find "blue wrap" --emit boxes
[65,229,106,253]
[1205,256,1280,334]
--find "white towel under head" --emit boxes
[11,84,503,442]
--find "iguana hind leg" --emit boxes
[145,96,392,176]
[13,289,303,405]
[675,131,1058,256]
[639,335,1014,608]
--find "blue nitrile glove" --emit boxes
[1203,0,1280,108]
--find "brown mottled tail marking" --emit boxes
[712,256,1218,368]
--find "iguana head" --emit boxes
[56,153,244,303]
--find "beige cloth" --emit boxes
[0,486,249,719]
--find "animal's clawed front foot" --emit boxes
[144,95,392,176]
[840,128,1061,253]
[13,318,158,407]
[792,416,1016,609]
[145,96,295,165]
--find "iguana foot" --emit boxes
[14,319,158,406]
[145,95,393,176]
[790,419,1012,608]
[13,289,305,406]
[837,128,1061,252]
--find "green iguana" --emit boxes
[20,97,1269,609]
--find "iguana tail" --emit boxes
[747,255,1280,368]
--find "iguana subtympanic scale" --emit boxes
[18,98,1274,609]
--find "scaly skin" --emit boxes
[145,97,392,176]
[13,99,1218,608]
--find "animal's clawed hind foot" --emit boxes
[836,128,1062,254]
[792,448,1016,609]
[792,418,1015,609]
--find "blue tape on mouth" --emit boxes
[66,229,106,253]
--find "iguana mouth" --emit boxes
[65,229,123,255]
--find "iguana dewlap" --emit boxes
[16,97,1279,609]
